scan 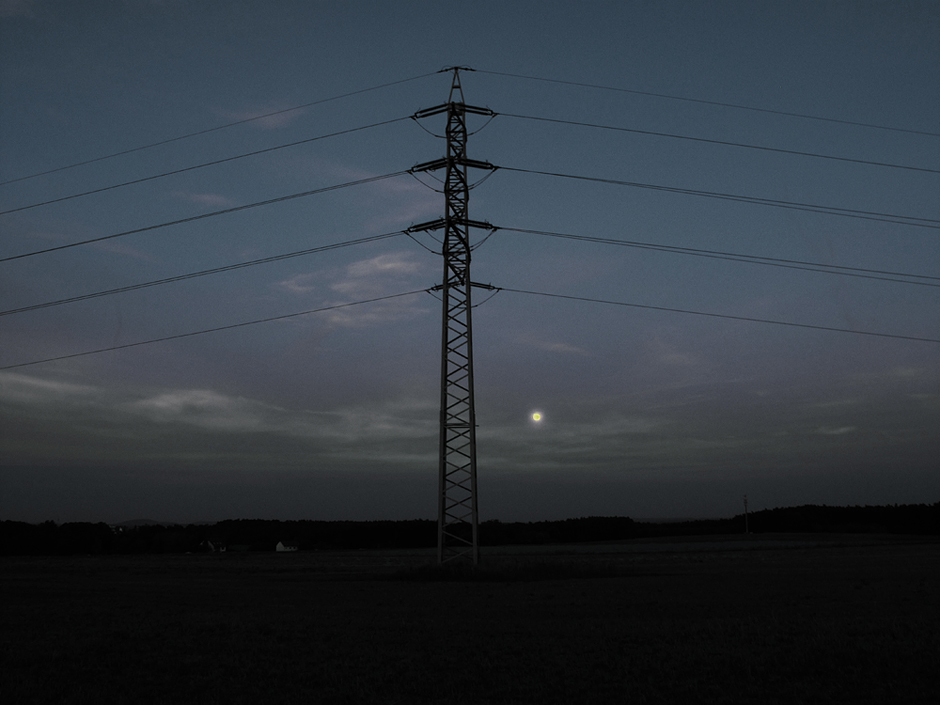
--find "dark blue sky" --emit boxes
[1,0,938,523]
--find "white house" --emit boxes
[200,539,226,553]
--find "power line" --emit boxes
[8,280,936,371]
[0,231,406,317]
[498,166,940,229]
[475,69,940,138]
[0,171,410,263]
[499,113,940,175]
[10,217,932,320]
[0,72,439,187]
[498,287,940,345]
[0,289,430,371]
[500,227,940,287]
[0,117,411,217]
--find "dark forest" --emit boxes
[2,503,937,555]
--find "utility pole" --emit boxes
[410,68,495,565]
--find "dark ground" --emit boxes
[2,535,938,704]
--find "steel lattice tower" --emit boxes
[410,68,494,564]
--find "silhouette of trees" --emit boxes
[0,521,112,554]
[1,504,936,555]
[742,503,940,535]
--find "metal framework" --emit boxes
[410,69,494,564]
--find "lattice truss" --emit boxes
[410,69,495,564]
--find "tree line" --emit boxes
[1,503,937,555]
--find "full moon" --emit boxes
[532,413,542,422]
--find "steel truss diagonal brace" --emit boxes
[413,68,496,565]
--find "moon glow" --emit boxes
[532,413,542,422]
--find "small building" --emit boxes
[275,541,299,552]
[200,539,226,553]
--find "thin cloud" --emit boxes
[128,389,282,433]
[364,174,443,230]
[282,157,440,231]
[810,398,862,409]
[213,105,307,130]
[275,251,427,298]
[2,371,437,468]
[0,0,37,17]
[0,372,96,405]
[273,251,432,327]
[88,237,160,262]
[815,426,857,436]
[128,386,437,444]
[276,272,319,295]
[325,254,429,326]
[532,339,591,356]
[173,191,238,208]
[336,252,423,286]
[324,296,428,328]
[5,219,156,262]
[644,334,702,368]
[512,332,591,356]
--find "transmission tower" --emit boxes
[410,68,495,565]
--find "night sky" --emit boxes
[2,1,938,524]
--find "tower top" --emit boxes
[447,67,465,104]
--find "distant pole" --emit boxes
[410,68,495,565]
[743,494,749,534]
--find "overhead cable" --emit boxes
[0,289,430,370]
[0,117,411,216]
[475,69,940,138]
[0,171,410,263]
[499,113,940,175]
[0,231,406,317]
[499,287,940,345]
[0,71,439,187]
[501,227,940,287]
[498,166,940,229]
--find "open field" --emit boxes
[2,535,939,704]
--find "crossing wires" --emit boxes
[0,71,440,186]
[2,66,937,375]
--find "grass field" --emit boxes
[2,535,938,704]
